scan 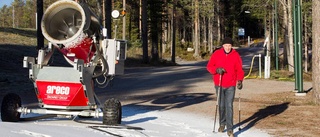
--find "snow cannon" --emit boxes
[41,0,100,64]
[1,0,127,125]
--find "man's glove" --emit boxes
[237,80,243,90]
[216,68,226,75]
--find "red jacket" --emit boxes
[207,48,244,88]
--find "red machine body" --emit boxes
[58,37,96,63]
[5,0,125,125]
[36,81,89,106]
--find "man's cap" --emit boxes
[222,37,233,45]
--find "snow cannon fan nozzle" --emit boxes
[41,0,101,64]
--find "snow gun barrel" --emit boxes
[41,0,101,64]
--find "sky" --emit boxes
[0,0,13,8]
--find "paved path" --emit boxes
[94,58,312,137]
[0,46,313,137]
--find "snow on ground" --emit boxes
[0,106,271,137]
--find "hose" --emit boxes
[92,40,108,79]
[244,54,261,79]
[244,56,256,79]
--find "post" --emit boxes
[114,21,118,39]
[293,0,298,91]
[244,11,250,46]
[293,0,304,95]
[247,36,250,47]
[259,54,262,78]
[105,0,112,38]
[122,0,126,40]
[37,0,44,49]
[274,0,279,70]
[264,56,270,79]
[296,0,304,94]
[264,36,270,79]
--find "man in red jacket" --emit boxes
[207,37,244,137]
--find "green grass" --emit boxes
[0,27,37,46]
[0,27,179,67]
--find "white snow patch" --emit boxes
[11,130,51,137]
[0,106,272,137]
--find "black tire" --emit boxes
[103,98,122,125]
[1,93,21,122]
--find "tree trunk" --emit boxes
[203,16,207,52]
[288,0,294,72]
[312,0,320,104]
[171,0,176,63]
[151,27,159,62]
[150,1,161,62]
[159,19,163,59]
[304,12,308,72]
[168,14,171,49]
[280,0,288,70]
[142,0,148,63]
[161,0,168,56]
[162,17,168,54]
[139,0,142,39]
[209,17,213,53]
[193,0,199,57]
[182,14,186,40]
[217,0,221,45]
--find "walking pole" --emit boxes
[213,74,222,132]
[238,90,241,131]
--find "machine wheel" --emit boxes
[1,93,21,122]
[103,98,122,125]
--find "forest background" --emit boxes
[1,0,320,104]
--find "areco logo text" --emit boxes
[46,86,70,95]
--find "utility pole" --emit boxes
[274,0,279,70]
[102,0,105,28]
[12,6,15,28]
[293,0,304,95]
[139,0,142,39]
[37,0,44,49]
[122,0,126,40]
[105,0,112,39]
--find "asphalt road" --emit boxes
[95,60,213,109]
[1,46,313,137]
[96,46,266,106]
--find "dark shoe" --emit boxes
[218,125,225,132]
[227,130,234,137]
